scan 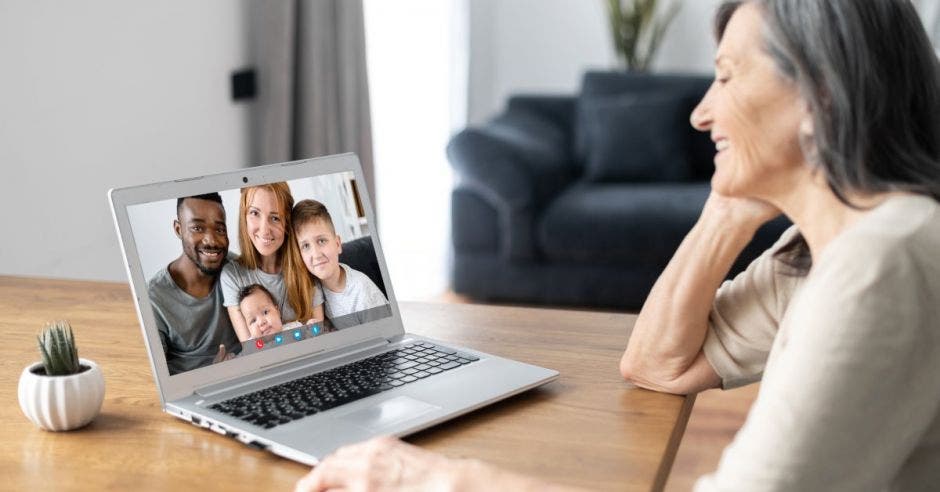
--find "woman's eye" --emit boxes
[271,216,281,223]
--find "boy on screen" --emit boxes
[292,199,388,328]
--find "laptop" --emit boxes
[109,153,558,465]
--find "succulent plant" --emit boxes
[37,320,82,376]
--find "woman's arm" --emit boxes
[697,243,940,490]
[311,303,324,324]
[621,193,779,394]
[226,305,254,342]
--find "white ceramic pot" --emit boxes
[18,358,105,431]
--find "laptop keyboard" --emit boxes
[208,342,480,429]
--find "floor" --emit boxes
[435,292,759,491]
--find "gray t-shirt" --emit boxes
[220,259,323,322]
[321,263,390,328]
[697,194,940,491]
[148,268,240,376]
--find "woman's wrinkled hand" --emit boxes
[701,190,782,232]
[294,436,468,492]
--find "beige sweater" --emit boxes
[696,194,940,491]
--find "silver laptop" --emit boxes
[109,153,557,465]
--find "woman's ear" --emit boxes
[798,102,821,168]
[799,114,814,140]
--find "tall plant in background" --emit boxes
[606,0,681,71]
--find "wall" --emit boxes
[467,0,940,125]
[0,0,253,282]
[467,0,721,124]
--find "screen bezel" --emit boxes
[109,154,403,403]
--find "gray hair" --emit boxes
[716,0,940,205]
[714,0,940,274]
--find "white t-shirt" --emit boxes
[696,194,940,491]
[321,263,388,320]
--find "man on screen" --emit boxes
[148,193,241,375]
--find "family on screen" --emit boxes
[147,183,389,375]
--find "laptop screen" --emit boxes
[127,171,392,376]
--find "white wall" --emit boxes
[467,0,940,125]
[0,0,254,282]
[467,0,721,124]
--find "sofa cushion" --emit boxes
[574,71,715,179]
[580,93,692,182]
[538,183,710,266]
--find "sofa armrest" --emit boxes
[447,102,576,261]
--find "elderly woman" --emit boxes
[295,0,940,490]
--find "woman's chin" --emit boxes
[710,174,739,197]
[253,245,281,258]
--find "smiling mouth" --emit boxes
[199,250,224,260]
[254,235,276,246]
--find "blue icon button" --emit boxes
[274,334,283,344]
[293,329,303,341]
[310,324,321,336]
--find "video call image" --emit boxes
[128,172,392,376]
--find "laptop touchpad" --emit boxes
[339,396,441,432]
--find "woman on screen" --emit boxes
[220,182,324,341]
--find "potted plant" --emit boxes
[18,320,105,431]
[605,0,681,71]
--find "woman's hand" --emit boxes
[700,191,781,233]
[294,437,465,492]
[294,436,563,492]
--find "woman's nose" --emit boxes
[690,86,715,132]
[690,103,711,132]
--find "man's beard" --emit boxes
[185,247,226,276]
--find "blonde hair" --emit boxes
[236,182,314,321]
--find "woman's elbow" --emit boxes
[620,355,672,393]
[619,352,704,395]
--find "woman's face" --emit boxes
[691,3,808,199]
[245,188,286,259]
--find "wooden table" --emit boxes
[0,276,694,491]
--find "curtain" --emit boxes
[249,0,375,199]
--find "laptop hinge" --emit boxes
[194,337,391,398]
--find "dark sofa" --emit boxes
[447,71,789,310]
[338,235,387,298]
